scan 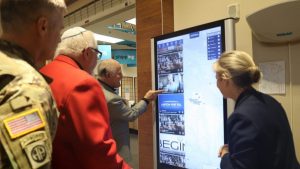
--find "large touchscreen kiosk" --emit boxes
[154,20,228,169]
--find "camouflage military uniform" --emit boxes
[0,40,59,169]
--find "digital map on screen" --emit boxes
[156,26,225,169]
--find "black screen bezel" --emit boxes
[153,19,228,169]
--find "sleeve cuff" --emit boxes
[141,98,150,105]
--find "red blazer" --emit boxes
[40,55,131,169]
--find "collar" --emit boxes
[234,87,256,109]
[98,79,118,93]
[0,39,54,84]
[40,73,54,84]
[0,39,35,68]
[55,55,84,70]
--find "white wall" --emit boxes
[121,64,137,77]
[174,0,300,161]
[175,0,284,55]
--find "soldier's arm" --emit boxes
[0,73,59,169]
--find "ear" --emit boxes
[106,72,111,78]
[36,16,49,37]
[105,70,114,78]
[82,48,90,60]
[225,78,233,87]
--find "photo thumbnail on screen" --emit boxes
[158,73,184,93]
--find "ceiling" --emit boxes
[64,0,136,50]
[65,0,77,6]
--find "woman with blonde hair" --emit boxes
[214,51,299,169]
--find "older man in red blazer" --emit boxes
[40,27,131,169]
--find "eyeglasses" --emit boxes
[89,47,102,59]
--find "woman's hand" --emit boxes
[218,144,229,158]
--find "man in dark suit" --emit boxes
[97,59,162,165]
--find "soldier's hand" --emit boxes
[143,89,163,101]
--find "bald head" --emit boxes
[98,59,121,77]
[97,59,123,88]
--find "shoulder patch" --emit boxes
[3,108,46,139]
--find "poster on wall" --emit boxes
[154,19,229,169]
[258,61,285,94]
[112,49,136,66]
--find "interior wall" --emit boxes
[291,41,300,161]
[174,0,284,55]
[252,37,300,161]
[174,0,300,161]
[121,64,137,77]
[136,1,174,168]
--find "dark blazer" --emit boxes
[221,88,300,169]
[100,81,148,163]
[40,55,130,169]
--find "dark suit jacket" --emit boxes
[40,55,130,169]
[100,81,147,163]
[221,88,300,169]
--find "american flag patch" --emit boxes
[4,108,45,139]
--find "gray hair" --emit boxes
[55,27,97,59]
[97,59,120,77]
[213,50,262,88]
[0,0,66,33]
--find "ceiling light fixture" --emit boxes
[94,33,124,43]
[125,18,136,25]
